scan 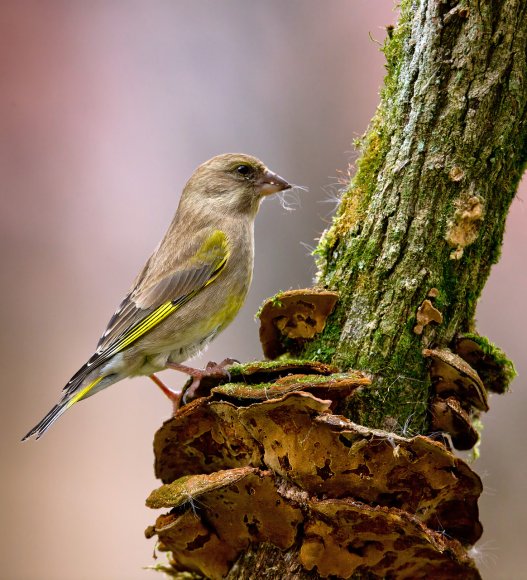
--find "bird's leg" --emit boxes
[165,362,208,380]
[149,374,181,406]
[167,358,239,406]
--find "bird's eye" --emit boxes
[235,164,252,176]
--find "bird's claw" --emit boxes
[165,358,238,409]
[203,358,239,382]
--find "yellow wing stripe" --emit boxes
[110,301,177,353]
[66,376,104,408]
[105,254,228,356]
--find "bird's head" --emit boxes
[180,153,292,217]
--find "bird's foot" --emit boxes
[167,358,239,408]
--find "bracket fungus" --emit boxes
[430,396,479,451]
[154,363,370,483]
[445,194,484,260]
[212,370,369,408]
[413,298,443,335]
[300,499,480,579]
[454,334,516,394]
[423,347,490,452]
[147,365,483,578]
[423,336,515,452]
[423,348,488,412]
[258,289,339,359]
[179,358,340,404]
[146,468,303,580]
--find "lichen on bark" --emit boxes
[305,0,527,433]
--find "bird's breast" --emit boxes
[130,221,255,372]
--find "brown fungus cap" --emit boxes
[300,499,481,579]
[258,289,339,359]
[423,347,489,412]
[146,510,235,579]
[413,298,443,335]
[153,397,262,483]
[179,358,339,403]
[153,390,483,545]
[430,396,479,451]
[148,388,484,577]
[454,335,516,394]
[154,368,368,482]
[146,468,303,580]
[238,393,482,544]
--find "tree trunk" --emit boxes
[147,1,527,578]
[302,0,527,432]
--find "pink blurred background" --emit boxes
[1,2,525,578]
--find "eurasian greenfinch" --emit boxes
[23,153,291,440]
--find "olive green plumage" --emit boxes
[23,153,291,440]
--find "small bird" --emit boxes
[23,153,292,440]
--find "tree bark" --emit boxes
[301,0,527,431]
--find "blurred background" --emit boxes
[1,1,525,578]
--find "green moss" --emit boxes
[383,318,427,374]
[469,415,484,461]
[315,1,414,286]
[381,0,413,106]
[216,372,352,394]
[255,290,284,319]
[462,334,516,375]
[227,358,323,376]
[146,475,198,509]
[344,374,430,435]
[315,121,391,285]
[299,310,343,364]
[458,332,517,393]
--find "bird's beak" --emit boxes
[257,169,292,196]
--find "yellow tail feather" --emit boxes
[22,375,106,440]
[66,376,105,408]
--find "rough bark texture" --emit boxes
[302,0,527,432]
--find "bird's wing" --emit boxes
[97,228,229,353]
[62,229,229,394]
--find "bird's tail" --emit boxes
[22,376,104,441]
